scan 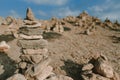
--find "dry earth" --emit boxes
[0,10,119,80]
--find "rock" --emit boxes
[81,73,94,80]
[94,55,114,78]
[31,55,43,63]
[81,73,110,80]
[0,17,5,25]
[82,63,94,71]
[53,22,64,32]
[23,48,48,55]
[84,29,92,35]
[36,66,53,80]
[19,27,43,36]
[20,55,32,63]
[5,16,13,25]
[24,23,41,28]
[95,74,110,80]
[112,72,120,80]
[0,41,10,52]
[7,73,26,80]
[19,62,27,69]
[81,70,93,75]
[0,64,4,75]
[26,58,51,77]
[19,34,43,40]
[23,20,39,25]
[53,25,59,32]
[45,75,73,80]
[59,24,64,33]
[26,8,35,21]
[18,39,48,49]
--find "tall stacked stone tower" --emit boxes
[7,8,73,80]
[17,8,53,80]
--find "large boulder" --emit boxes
[94,55,114,78]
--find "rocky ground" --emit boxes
[0,8,119,80]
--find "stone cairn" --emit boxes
[81,54,120,80]
[7,8,73,80]
[15,8,49,80]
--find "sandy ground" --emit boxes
[0,23,119,80]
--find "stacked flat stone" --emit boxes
[18,20,48,64]
[13,8,73,80]
[16,8,53,80]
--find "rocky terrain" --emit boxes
[0,8,119,80]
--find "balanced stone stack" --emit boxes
[17,8,53,80]
[8,8,73,80]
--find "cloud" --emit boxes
[38,10,47,17]
[24,0,68,5]
[51,7,80,18]
[88,0,120,21]
[9,10,21,18]
[99,12,120,20]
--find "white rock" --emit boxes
[23,20,39,25]
[82,63,94,71]
[45,75,73,80]
[7,73,26,80]
[36,66,53,80]
[31,55,43,63]
[24,23,41,28]
[19,34,43,39]
[26,58,51,77]
[94,55,114,78]
[0,41,10,52]
[19,62,27,69]
[0,64,4,75]
[23,48,48,55]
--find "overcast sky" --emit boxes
[0,0,120,21]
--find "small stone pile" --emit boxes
[62,11,98,35]
[81,54,120,80]
[52,21,64,33]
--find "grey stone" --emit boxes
[19,62,27,69]
[26,8,35,21]
[31,55,43,63]
[0,64,4,75]
[45,75,73,80]
[22,48,48,55]
[82,63,94,71]
[19,27,43,36]
[35,66,53,80]
[94,55,114,78]
[26,58,51,77]
[19,34,43,40]
[18,39,48,49]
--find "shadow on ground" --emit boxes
[61,59,83,80]
[0,34,15,42]
[43,32,62,40]
[0,52,17,80]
